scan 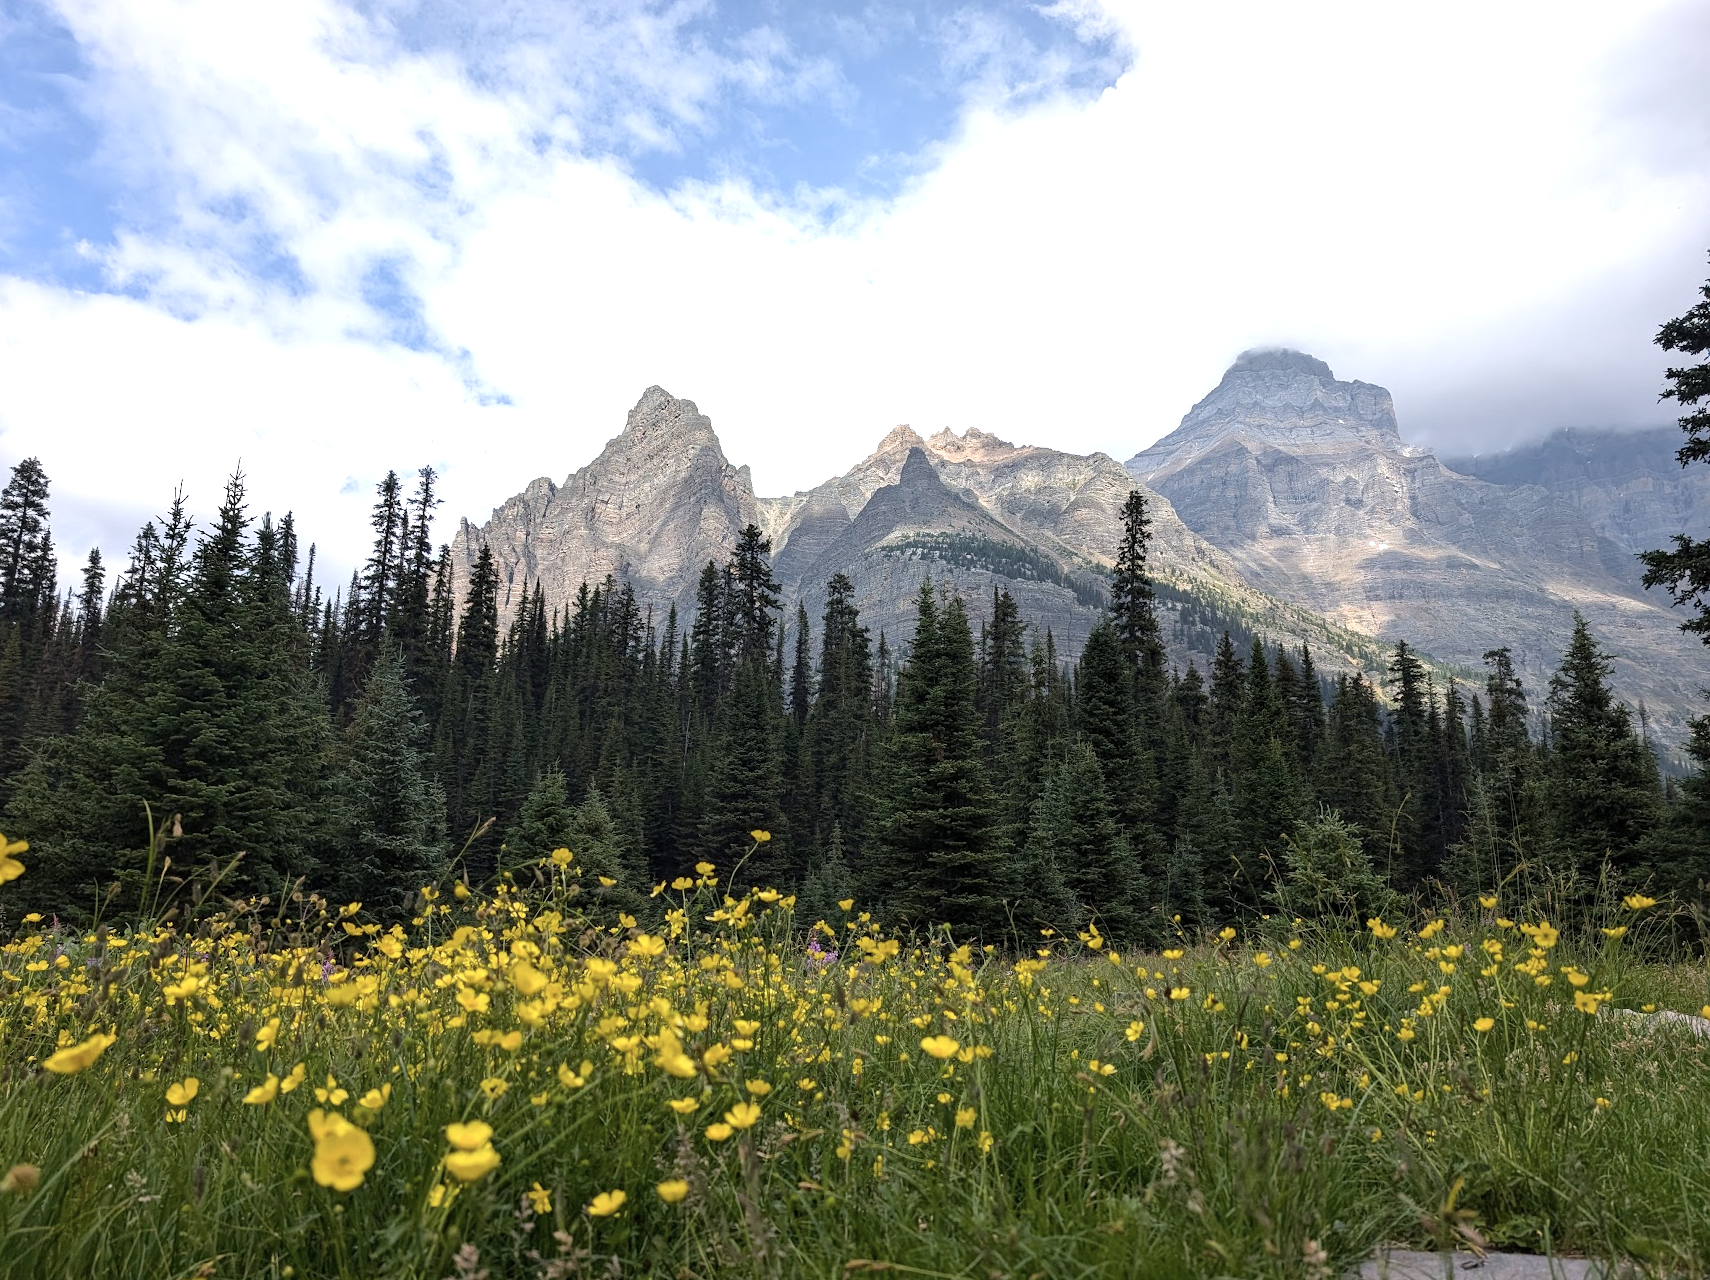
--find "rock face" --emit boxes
[450,387,757,618]
[1128,351,1706,744]
[1444,426,1710,559]
[454,388,1403,683]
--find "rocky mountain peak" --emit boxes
[875,424,925,454]
[927,426,1017,461]
[1130,347,1402,481]
[621,386,716,443]
[899,446,939,489]
[1225,348,1336,381]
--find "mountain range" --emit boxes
[451,353,1709,748]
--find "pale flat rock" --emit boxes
[1357,1250,1633,1280]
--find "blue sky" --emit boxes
[0,0,1128,336]
[0,0,1705,583]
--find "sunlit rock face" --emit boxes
[452,388,1402,684]
[1128,351,1705,746]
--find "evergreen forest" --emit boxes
[2,444,1707,940]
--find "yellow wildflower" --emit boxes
[705,1122,733,1142]
[444,1144,501,1182]
[527,1182,552,1214]
[724,1101,761,1130]
[308,1110,375,1192]
[1473,1017,1495,1033]
[358,1084,392,1111]
[445,1120,493,1150]
[243,1074,280,1105]
[165,1077,199,1106]
[656,1179,690,1204]
[749,830,772,843]
[1624,894,1657,911]
[920,1035,960,1060]
[955,1107,976,1129]
[43,1030,116,1075]
[255,1017,281,1052]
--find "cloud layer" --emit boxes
[0,0,1705,588]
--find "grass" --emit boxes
[1,844,1708,1279]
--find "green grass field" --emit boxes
[2,841,1708,1279]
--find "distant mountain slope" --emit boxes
[452,388,1418,690]
[1127,350,1705,742]
[1443,426,1710,557]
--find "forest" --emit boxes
[1,450,1706,940]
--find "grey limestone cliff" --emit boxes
[1128,351,1706,744]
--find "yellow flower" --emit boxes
[749,830,772,843]
[479,1077,509,1099]
[1418,919,1445,940]
[279,1063,307,1094]
[511,961,549,996]
[358,1084,392,1111]
[558,1061,591,1089]
[445,1120,494,1150]
[597,876,617,887]
[528,1182,552,1215]
[0,1163,40,1195]
[0,832,27,883]
[1169,987,1190,1001]
[668,1097,700,1115]
[314,1077,348,1106]
[955,1107,976,1129]
[1594,1096,1612,1111]
[724,1101,761,1130]
[243,1074,280,1105]
[165,1077,199,1106]
[255,1017,281,1052]
[443,1144,501,1182]
[549,847,573,867]
[656,1179,690,1204]
[704,1122,733,1142]
[1253,953,1272,968]
[1624,894,1658,911]
[308,1110,375,1192]
[1601,926,1628,939]
[977,1131,994,1154]
[587,1189,627,1217]
[695,861,716,876]
[43,1030,116,1075]
[1218,927,1236,941]
[1367,917,1397,939]
[1473,1017,1495,1033]
[919,1035,960,1060]
[745,1079,772,1096]
[670,876,695,890]
[838,898,854,912]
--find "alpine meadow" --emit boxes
[5,6,1710,1277]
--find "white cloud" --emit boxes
[0,0,1706,589]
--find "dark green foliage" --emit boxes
[324,644,447,911]
[1639,254,1710,640]
[1274,806,1400,924]
[1543,613,1663,879]
[867,582,1010,937]
[1022,741,1139,936]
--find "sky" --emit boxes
[0,0,1707,586]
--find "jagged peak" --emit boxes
[622,385,711,438]
[874,424,925,453]
[899,446,940,488]
[927,426,1017,458]
[1226,348,1335,381]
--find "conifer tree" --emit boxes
[324,644,447,910]
[1023,740,1141,937]
[0,457,55,630]
[1543,613,1663,878]
[867,582,1009,936]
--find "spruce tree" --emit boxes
[1543,613,1663,878]
[324,644,448,910]
[1022,741,1141,937]
[867,582,1009,936]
